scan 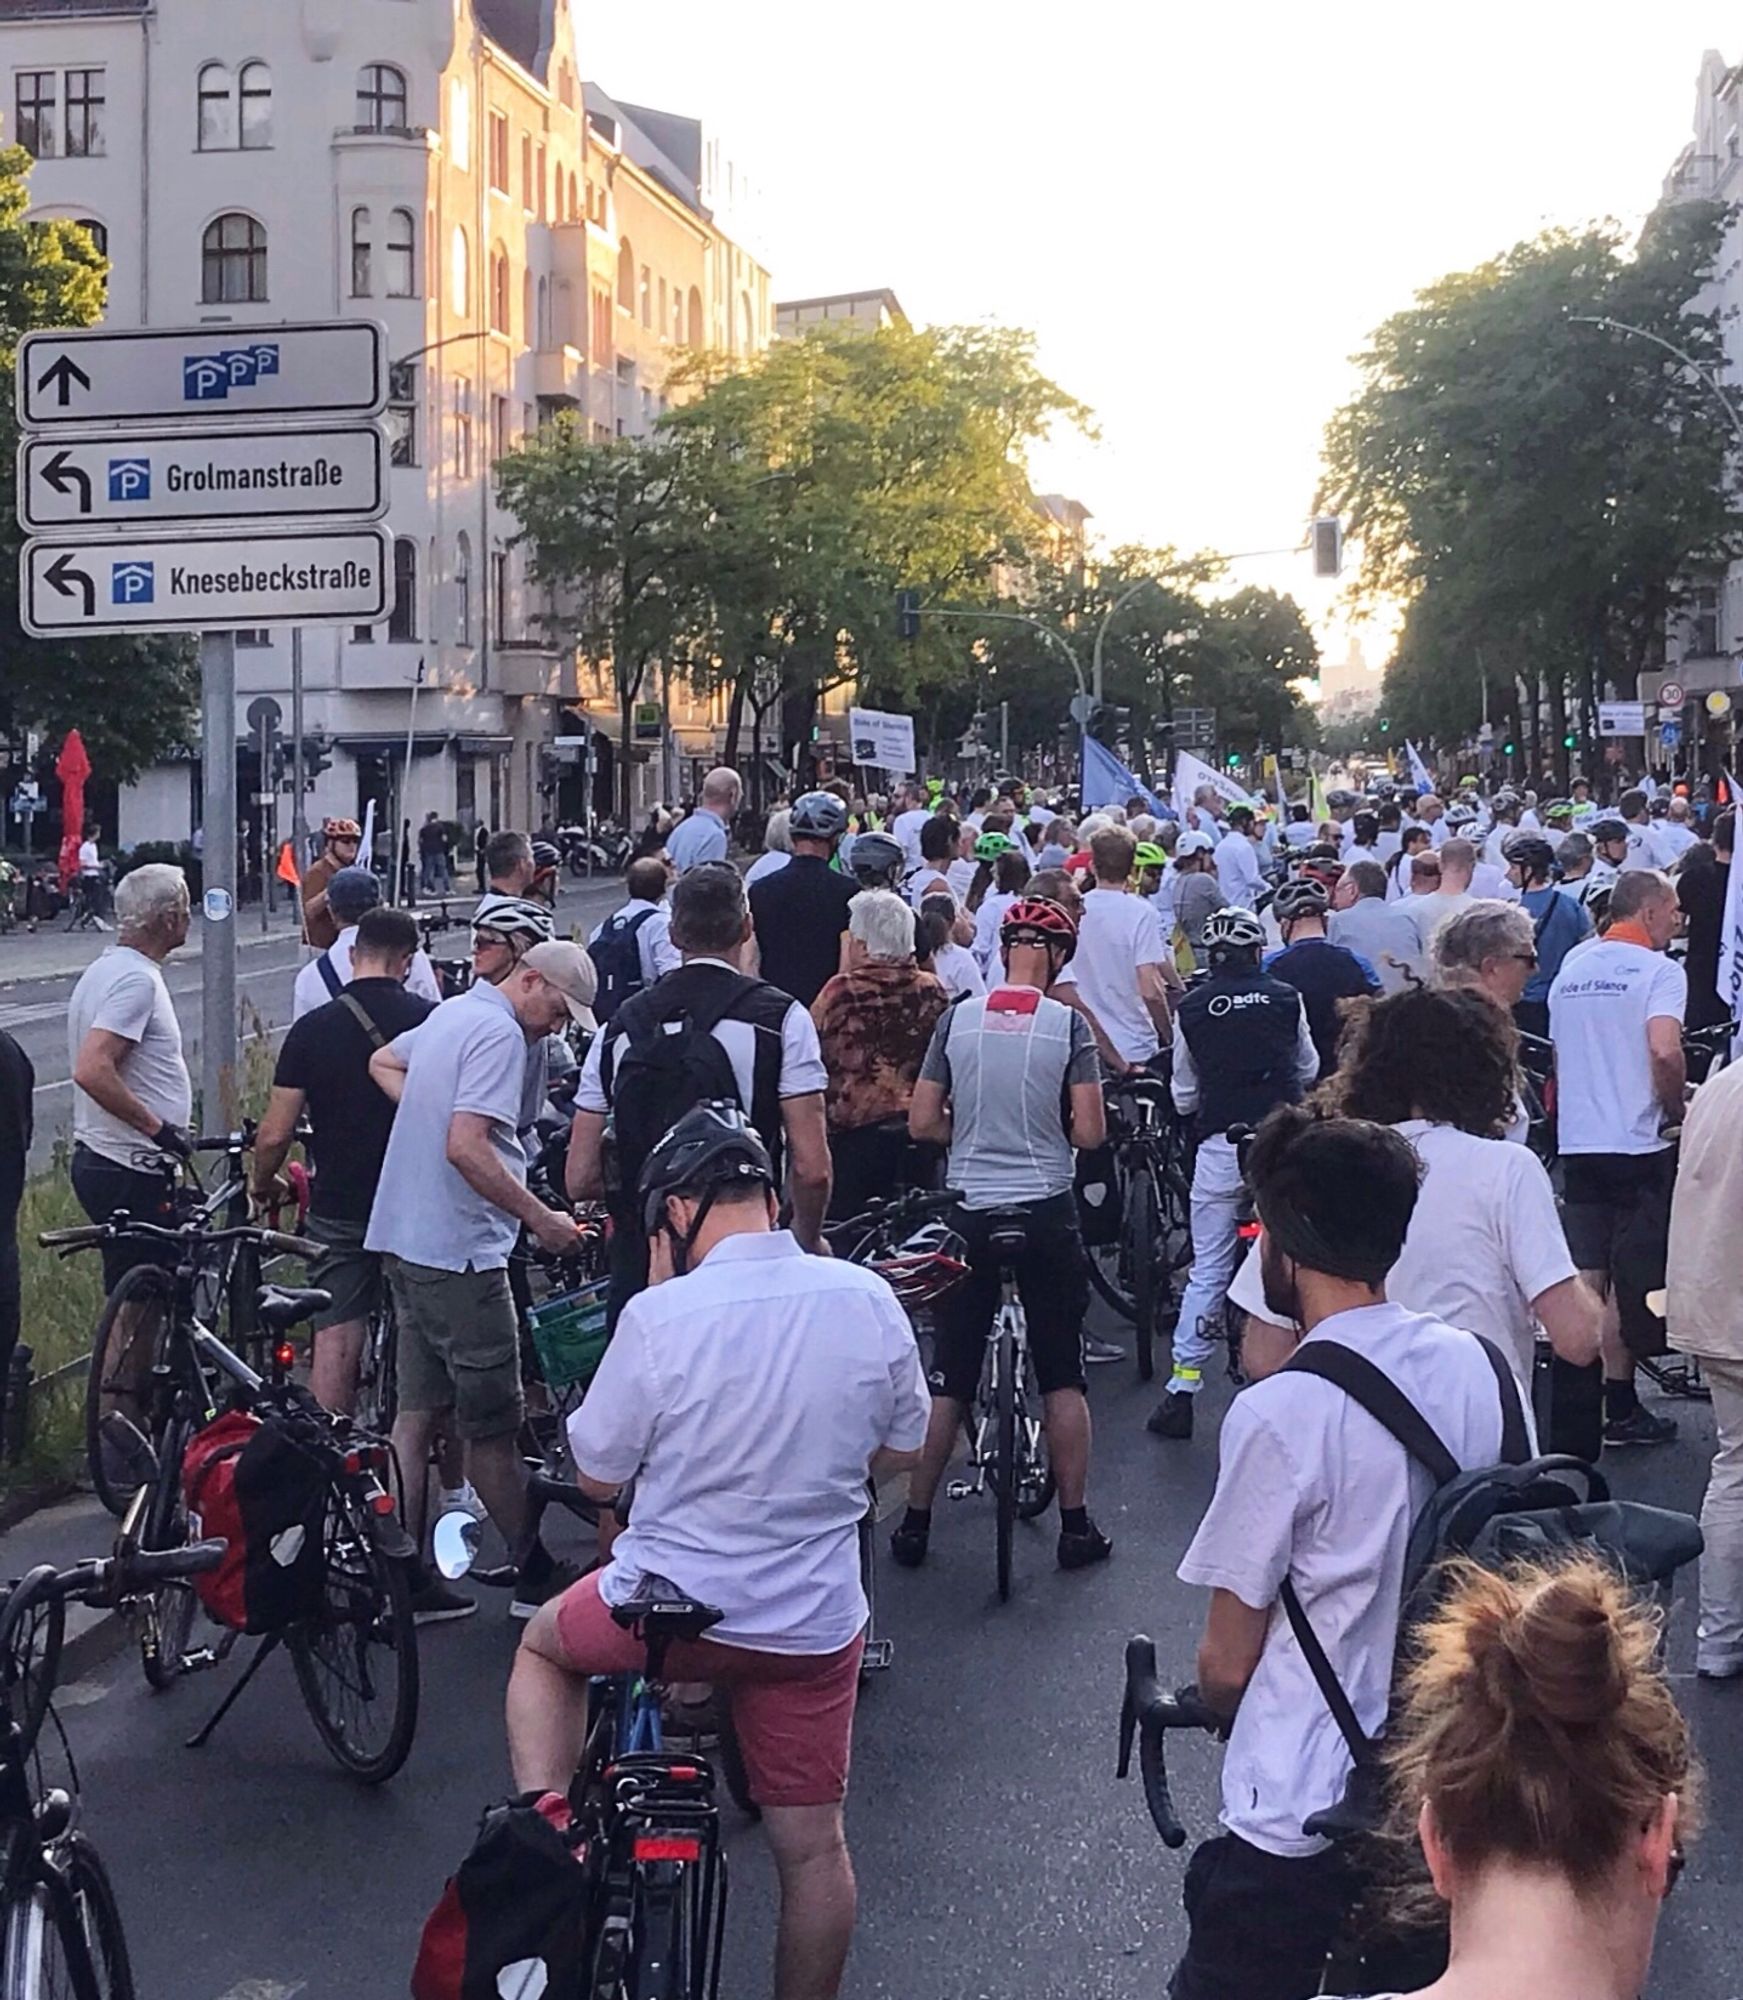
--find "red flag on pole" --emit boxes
[275,841,301,887]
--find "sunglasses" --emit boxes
[1510,952,1539,969]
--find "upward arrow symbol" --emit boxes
[35,353,92,409]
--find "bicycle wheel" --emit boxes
[289,1485,419,1783]
[0,1579,64,1766]
[84,1266,176,1518]
[993,1314,1017,1602]
[353,1296,398,1435]
[1126,1165,1159,1382]
[0,1835,136,2000]
[139,1415,197,1693]
[628,1862,696,2000]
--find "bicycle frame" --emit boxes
[947,1274,1026,1505]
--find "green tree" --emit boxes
[1321,202,1743,782]
[0,145,197,780]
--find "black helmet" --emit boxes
[789,790,849,841]
[1501,830,1556,878]
[1272,876,1330,923]
[847,830,903,888]
[1588,815,1629,846]
[638,1102,774,1243]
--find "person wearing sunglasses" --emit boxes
[1319,1552,1694,2000]
[1431,900,1541,1017]
[1502,830,1591,1038]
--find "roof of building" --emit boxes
[774,289,909,324]
[583,81,703,216]
[1034,493,1093,527]
[475,0,551,79]
[0,0,149,16]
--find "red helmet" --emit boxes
[999,896,1078,963]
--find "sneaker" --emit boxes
[1603,1406,1678,1449]
[410,1577,478,1625]
[889,1519,930,1569]
[1084,1335,1126,1366]
[1146,1391,1194,1441]
[1697,1657,1743,1681]
[1057,1518,1113,1570]
[510,1558,585,1622]
[439,1481,487,1522]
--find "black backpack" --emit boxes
[412,1792,589,2000]
[587,906,658,1027]
[1277,1338,1704,1839]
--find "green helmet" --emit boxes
[1133,841,1166,871]
[973,830,1016,863]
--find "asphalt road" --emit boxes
[0,877,626,1171]
[25,1354,1743,2000]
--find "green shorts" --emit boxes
[305,1214,382,1333]
[383,1255,523,1441]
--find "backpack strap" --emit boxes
[1281,1341,1460,1485]
[1278,1578,1374,1767]
[316,950,343,998]
[1475,1335,1532,1466]
[336,988,389,1052]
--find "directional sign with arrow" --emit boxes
[16,321,386,428]
[18,423,389,531]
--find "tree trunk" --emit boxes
[618,682,636,823]
[1546,667,1569,792]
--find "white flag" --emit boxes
[1173,748,1256,822]
[1718,773,1743,1025]
[1406,740,1433,793]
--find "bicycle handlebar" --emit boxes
[1116,1634,1221,1850]
[39,1219,319,1258]
[10,1538,226,1618]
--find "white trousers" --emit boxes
[1698,1357,1743,1675]
[1168,1134,1243,1396]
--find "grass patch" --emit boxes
[6,1145,106,1498]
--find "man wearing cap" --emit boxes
[291,867,442,1020]
[366,940,593,1619]
[301,817,363,951]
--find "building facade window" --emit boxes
[387,361,418,466]
[687,286,703,348]
[455,533,473,644]
[520,132,533,210]
[536,277,550,349]
[568,172,579,224]
[639,266,651,327]
[617,238,634,310]
[490,245,511,334]
[536,144,547,221]
[453,377,474,479]
[15,72,56,158]
[493,550,511,643]
[201,212,267,304]
[449,225,469,314]
[522,268,534,343]
[488,111,509,192]
[658,277,667,339]
[74,217,108,257]
[389,537,418,641]
[491,394,509,461]
[350,207,371,297]
[385,207,415,296]
[591,287,612,362]
[196,63,233,149]
[447,78,469,172]
[64,69,104,156]
[356,63,407,133]
[238,62,271,148]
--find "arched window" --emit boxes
[389,537,418,642]
[617,238,634,311]
[657,277,667,339]
[455,532,473,645]
[449,225,469,316]
[197,63,234,150]
[350,207,371,297]
[73,216,108,258]
[522,268,534,344]
[356,63,407,133]
[687,286,703,348]
[202,212,267,304]
[385,207,415,297]
[238,61,271,148]
[568,172,578,222]
[489,244,511,334]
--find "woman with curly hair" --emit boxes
[1228,986,1599,1400]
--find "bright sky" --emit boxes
[584,2,1729,671]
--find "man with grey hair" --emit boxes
[665,766,742,874]
[1432,899,1539,1016]
[68,863,194,1294]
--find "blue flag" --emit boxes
[1081,733,1168,815]
[1406,740,1433,793]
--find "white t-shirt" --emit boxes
[1403,888,1475,958]
[1227,1121,1573,1396]
[77,838,100,876]
[929,941,986,999]
[971,891,1017,973]
[1063,886,1167,1066]
[290,926,444,1021]
[568,1230,931,1651]
[1279,821,1317,851]
[891,808,931,870]
[587,897,681,987]
[68,946,192,1166]
[743,849,790,889]
[1620,821,1671,873]
[1657,821,1699,863]
[1179,1302,1508,1857]
[1214,829,1264,910]
[945,857,978,906]
[1549,936,1686,1155]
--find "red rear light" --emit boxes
[668,1764,699,1781]
[1236,1222,1261,1241]
[369,1491,395,1515]
[634,1836,701,1862]
[273,1342,296,1371]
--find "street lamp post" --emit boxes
[1568,314,1743,444]
[1092,575,1168,702]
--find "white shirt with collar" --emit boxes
[1178,1301,1509,1857]
[1213,829,1264,910]
[892,807,932,870]
[291,926,443,1021]
[587,897,681,987]
[567,1230,931,1651]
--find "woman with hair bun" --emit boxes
[1328,1554,1695,2000]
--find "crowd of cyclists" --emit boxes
[24,750,1738,1999]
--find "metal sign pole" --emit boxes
[200,631,238,1131]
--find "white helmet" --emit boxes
[1201,906,1267,953]
[472,894,556,944]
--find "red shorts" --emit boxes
[552,1571,864,1809]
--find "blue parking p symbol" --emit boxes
[111,561,155,606]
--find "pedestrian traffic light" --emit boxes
[1377,717,1391,734]
[1562,731,1577,750]
[301,732,332,780]
[1225,751,1241,770]
[1311,515,1343,579]
[896,588,921,642]
[1502,739,1516,757]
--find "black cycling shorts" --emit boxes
[1561,1150,1674,1360]
[930,1192,1089,1402]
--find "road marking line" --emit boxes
[213,1981,307,2000]
[30,1023,292,1097]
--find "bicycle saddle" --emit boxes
[255,1285,334,1331]
[981,1208,1030,1261]
[609,1574,725,1642]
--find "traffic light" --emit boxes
[1225,751,1241,770]
[1502,739,1517,758]
[1311,515,1343,579]
[1563,731,1577,750]
[896,588,921,642]
[1086,702,1129,744]
[301,732,332,781]
[1377,717,1391,734]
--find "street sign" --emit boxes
[1171,704,1216,750]
[1660,721,1682,750]
[1660,680,1686,708]
[246,696,283,733]
[16,322,388,429]
[1708,690,1734,719]
[20,526,390,636]
[1597,701,1648,738]
[18,423,389,532]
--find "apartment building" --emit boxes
[0,0,773,843]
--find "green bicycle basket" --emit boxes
[526,1278,612,1393]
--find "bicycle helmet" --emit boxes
[1133,841,1167,871]
[1587,815,1630,846]
[1201,906,1267,958]
[471,893,556,945]
[1325,788,1359,811]
[1272,877,1330,923]
[847,830,904,889]
[872,1220,970,1309]
[999,895,1079,963]
[321,816,362,840]
[1174,829,1215,860]
[973,829,1016,863]
[1501,830,1556,878]
[530,839,562,875]
[1542,798,1574,826]
[638,1102,775,1266]
[789,790,850,841]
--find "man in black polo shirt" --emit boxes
[749,790,858,1006]
[253,906,435,1415]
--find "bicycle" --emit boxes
[46,1223,420,1785]
[0,1532,225,1999]
[439,1473,731,1997]
[1082,1075,1193,1381]
[943,1210,1056,1603]
[1115,1633,1222,1849]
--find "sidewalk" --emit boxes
[0,904,304,989]
[0,1491,133,1679]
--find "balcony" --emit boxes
[533,345,585,403]
[494,642,575,699]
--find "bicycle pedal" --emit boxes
[861,1640,895,1673]
[945,1480,974,1501]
